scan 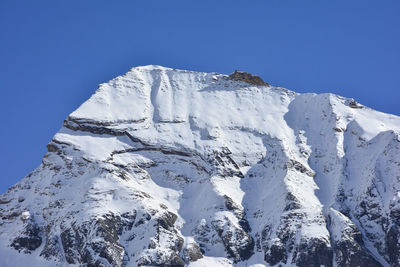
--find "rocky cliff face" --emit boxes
[0,65,399,267]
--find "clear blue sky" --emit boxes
[1,1,399,193]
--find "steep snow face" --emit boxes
[1,65,400,267]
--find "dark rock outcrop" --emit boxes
[40,212,139,266]
[387,225,400,266]
[348,99,364,109]
[11,220,42,253]
[59,215,125,266]
[292,238,333,267]
[229,70,270,86]
[264,240,287,266]
[212,217,254,262]
[182,242,203,263]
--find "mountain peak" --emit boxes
[0,66,399,266]
[129,64,174,71]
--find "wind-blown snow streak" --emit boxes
[0,65,399,267]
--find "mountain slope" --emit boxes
[1,65,399,266]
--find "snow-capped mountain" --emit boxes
[1,65,399,267]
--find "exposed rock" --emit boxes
[211,149,244,178]
[386,225,400,266]
[0,198,11,204]
[328,210,382,267]
[228,70,270,86]
[335,238,381,267]
[348,99,364,109]
[264,240,287,266]
[55,213,133,266]
[158,211,178,231]
[137,252,185,267]
[212,217,255,262]
[224,195,244,218]
[11,220,42,253]
[285,159,316,177]
[292,238,333,267]
[182,242,203,262]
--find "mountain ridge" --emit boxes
[1,65,399,266]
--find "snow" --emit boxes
[0,244,65,267]
[187,256,233,267]
[20,211,30,221]
[0,65,399,266]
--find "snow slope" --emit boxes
[0,65,399,266]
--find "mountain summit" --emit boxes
[1,65,400,266]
